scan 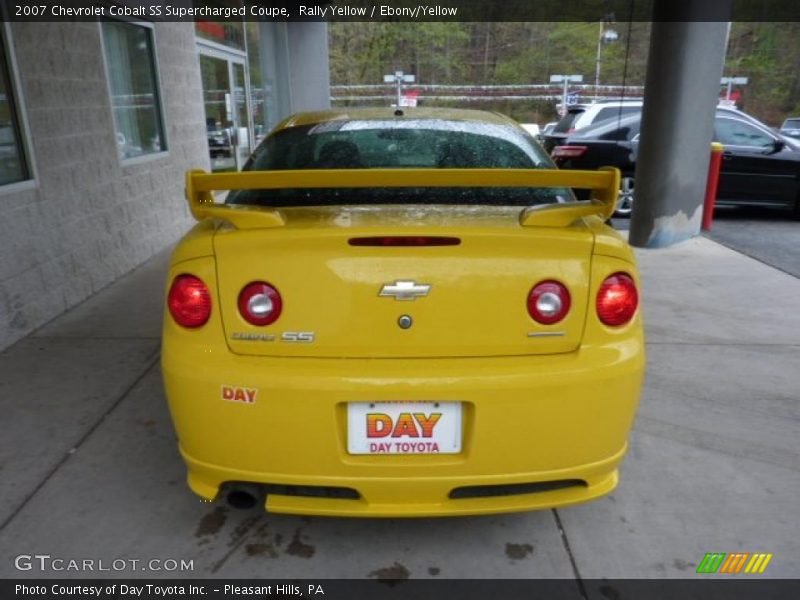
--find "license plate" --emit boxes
[347,401,462,455]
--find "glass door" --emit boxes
[232,62,251,170]
[199,50,252,172]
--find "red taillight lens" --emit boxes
[596,273,638,326]
[551,145,588,159]
[527,281,571,324]
[349,236,461,247]
[168,274,211,328]
[238,281,282,326]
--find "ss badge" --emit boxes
[281,331,315,343]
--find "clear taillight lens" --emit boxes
[596,273,638,326]
[527,281,571,325]
[168,274,211,328]
[238,282,282,326]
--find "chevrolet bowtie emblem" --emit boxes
[379,280,432,300]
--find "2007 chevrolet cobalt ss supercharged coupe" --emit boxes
[162,108,645,517]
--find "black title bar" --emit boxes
[3,579,800,600]
[2,0,800,22]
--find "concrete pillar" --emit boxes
[629,2,731,248]
[286,22,331,113]
[257,22,330,130]
[258,22,292,130]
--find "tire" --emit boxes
[614,176,635,218]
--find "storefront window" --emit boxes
[102,21,166,160]
[0,30,31,186]
[194,1,245,50]
[195,21,245,51]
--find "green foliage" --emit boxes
[329,22,472,85]
[725,22,800,124]
[329,22,799,126]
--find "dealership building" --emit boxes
[0,19,330,350]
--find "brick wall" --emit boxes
[0,22,208,350]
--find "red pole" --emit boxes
[702,142,724,231]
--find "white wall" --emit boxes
[0,22,208,350]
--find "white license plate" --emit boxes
[347,401,462,455]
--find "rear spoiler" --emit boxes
[185,166,620,229]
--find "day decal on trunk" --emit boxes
[221,385,258,404]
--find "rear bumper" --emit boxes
[182,445,624,517]
[162,335,644,517]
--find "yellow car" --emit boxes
[162,108,644,517]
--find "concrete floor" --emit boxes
[0,236,798,581]
[707,206,800,278]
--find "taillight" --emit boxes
[596,273,638,326]
[349,236,461,247]
[551,145,588,159]
[527,281,571,324]
[168,274,211,328]
[238,281,282,326]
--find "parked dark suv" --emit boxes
[541,100,644,152]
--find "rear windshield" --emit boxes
[783,118,800,128]
[552,110,584,134]
[573,114,642,141]
[591,105,642,125]
[227,119,572,208]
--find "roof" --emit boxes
[273,107,519,131]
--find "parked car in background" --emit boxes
[541,100,644,152]
[207,122,232,158]
[115,132,143,160]
[780,117,800,139]
[520,123,540,137]
[537,121,557,144]
[551,108,800,217]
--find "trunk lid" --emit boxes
[213,205,594,358]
